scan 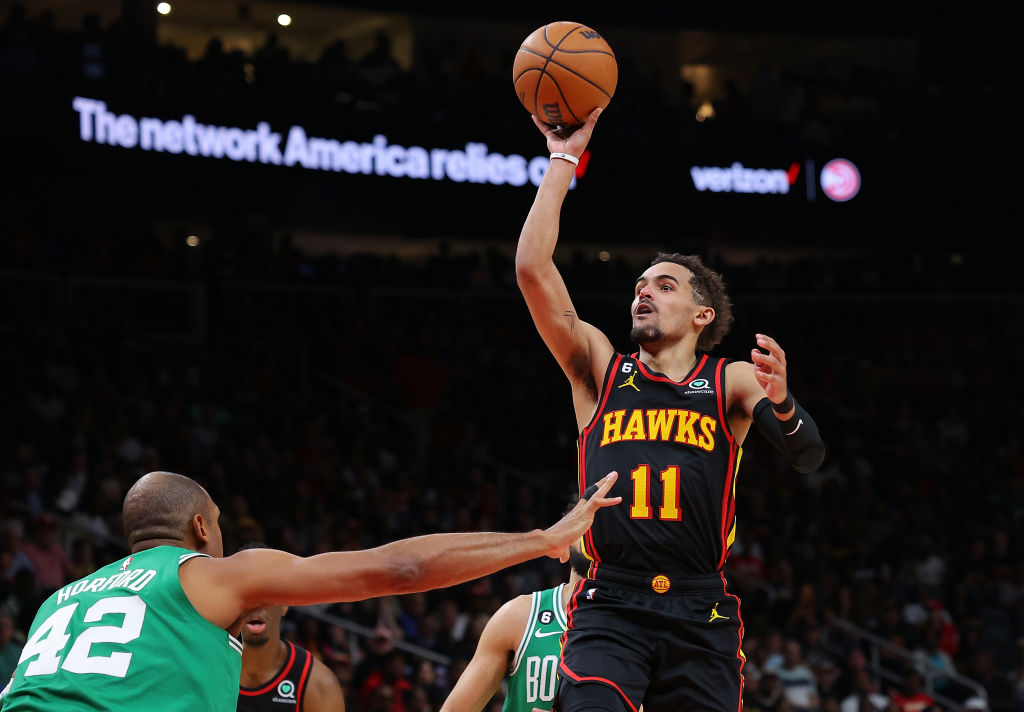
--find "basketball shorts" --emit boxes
[556,566,745,712]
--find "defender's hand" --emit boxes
[542,471,620,562]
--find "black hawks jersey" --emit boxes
[237,641,313,712]
[578,352,742,575]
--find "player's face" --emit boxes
[630,262,698,343]
[241,605,286,648]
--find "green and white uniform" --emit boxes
[1,546,242,712]
[502,583,568,712]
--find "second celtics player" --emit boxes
[440,543,588,712]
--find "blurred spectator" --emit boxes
[911,627,957,694]
[294,615,329,663]
[838,669,892,712]
[431,597,469,661]
[1,520,34,582]
[358,649,412,712]
[18,513,72,597]
[800,622,831,670]
[354,29,405,111]
[397,592,428,643]
[873,598,916,654]
[353,627,397,696]
[368,683,397,712]
[1012,641,1024,711]
[409,659,445,709]
[813,658,843,702]
[963,697,990,712]
[0,611,22,682]
[744,668,786,712]
[761,628,785,672]
[765,638,819,712]
[0,568,38,639]
[834,646,872,700]
[68,536,95,582]
[967,649,1016,712]
[888,668,935,712]
[784,582,820,637]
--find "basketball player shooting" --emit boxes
[514,108,826,712]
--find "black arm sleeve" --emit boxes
[752,397,826,473]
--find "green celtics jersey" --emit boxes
[2,546,242,712]
[502,583,568,712]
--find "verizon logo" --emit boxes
[690,161,800,195]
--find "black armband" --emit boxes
[772,391,794,414]
[753,397,826,473]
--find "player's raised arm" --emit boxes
[183,472,620,627]
[515,109,614,387]
[728,333,825,473]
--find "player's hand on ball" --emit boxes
[532,107,601,158]
[542,470,620,562]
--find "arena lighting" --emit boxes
[695,101,715,122]
[156,2,171,15]
[277,13,292,26]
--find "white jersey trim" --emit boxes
[552,583,568,631]
[509,591,541,676]
[178,552,210,565]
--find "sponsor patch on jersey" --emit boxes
[651,575,671,594]
[271,679,297,704]
[685,378,714,394]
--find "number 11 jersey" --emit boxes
[578,353,742,576]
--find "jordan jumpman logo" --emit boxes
[709,603,731,623]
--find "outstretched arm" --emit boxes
[182,472,621,628]
[439,595,531,712]
[515,109,614,388]
[730,334,825,473]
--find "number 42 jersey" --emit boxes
[2,546,242,712]
[578,353,743,576]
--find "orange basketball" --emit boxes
[513,21,617,129]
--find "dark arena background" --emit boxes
[1,1,1021,710]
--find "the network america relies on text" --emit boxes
[71,96,568,188]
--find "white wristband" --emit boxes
[550,152,579,166]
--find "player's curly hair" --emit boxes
[650,252,734,352]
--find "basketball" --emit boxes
[513,21,617,130]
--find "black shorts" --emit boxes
[556,566,745,712]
